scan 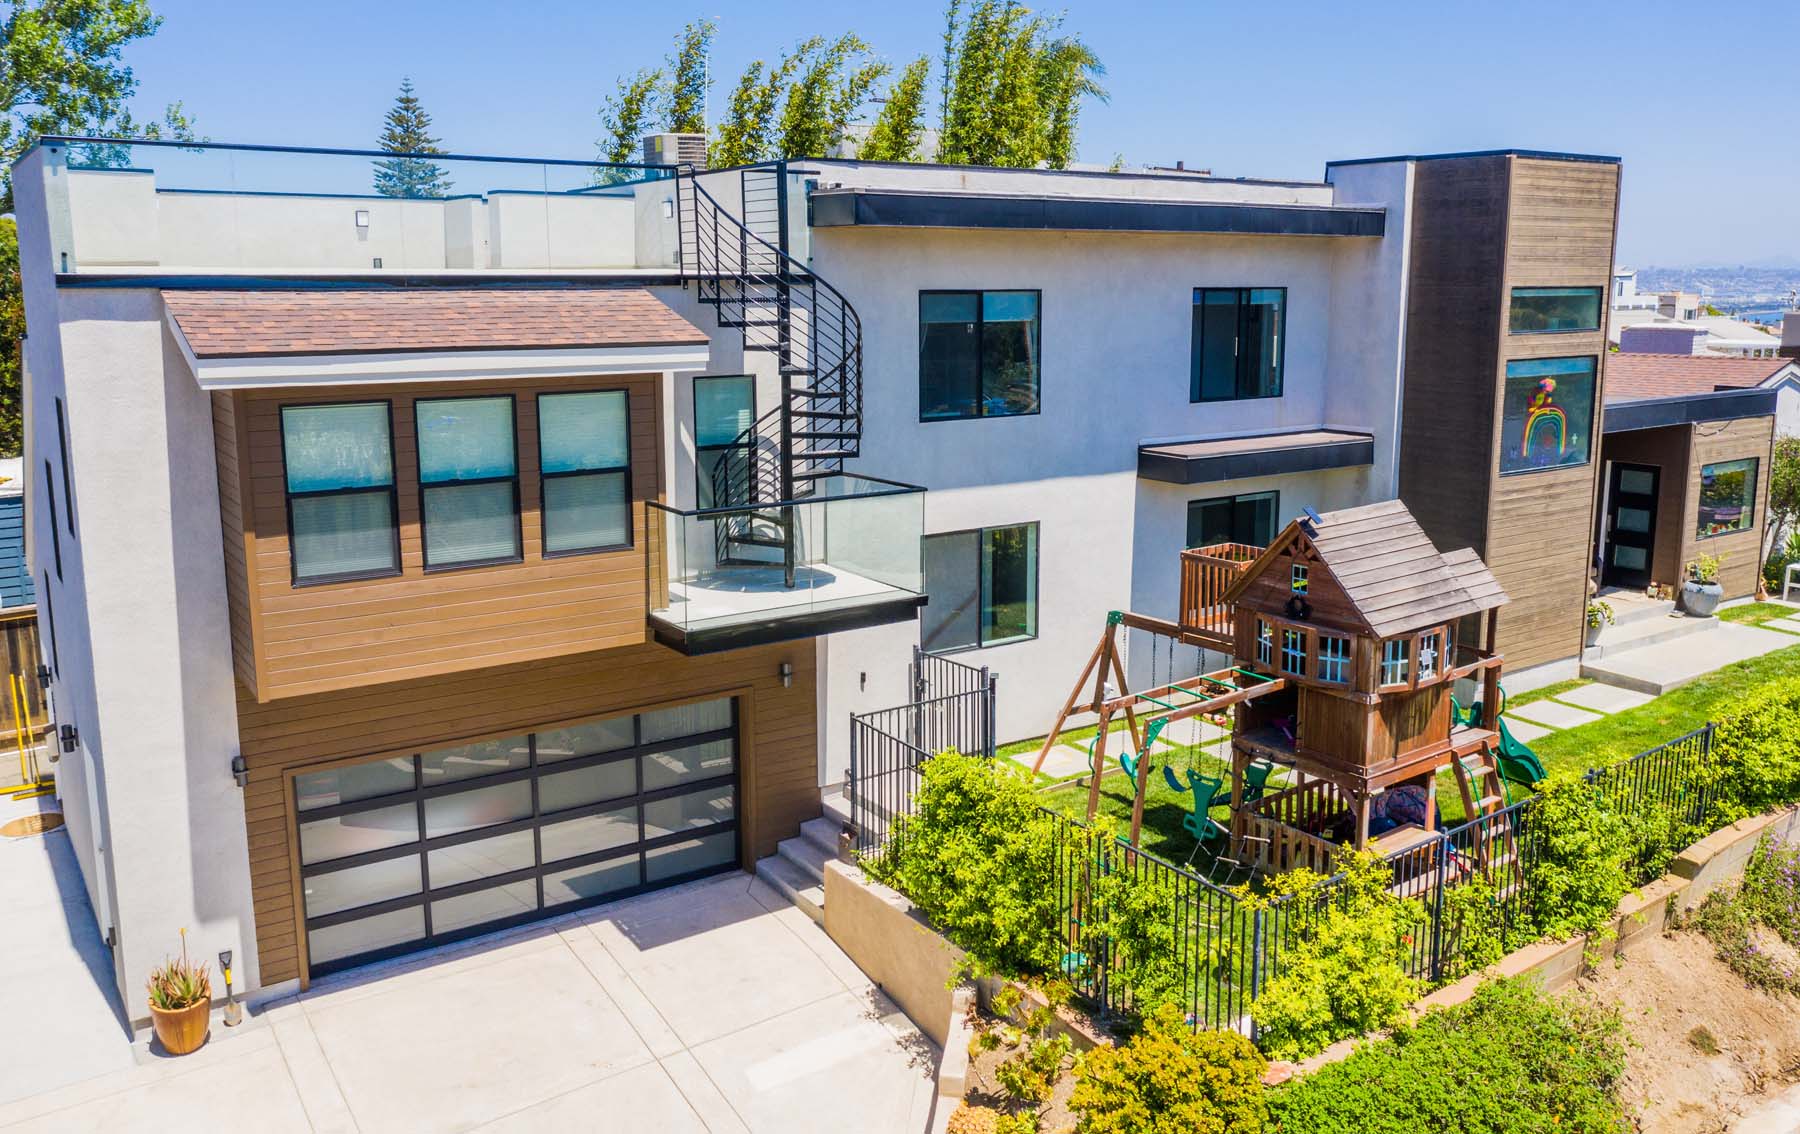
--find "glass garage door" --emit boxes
[295,697,738,976]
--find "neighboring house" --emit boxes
[10,135,1625,1010]
[1604,353,1800,436]
[0,458,36,608]
[1595,355,1779,598]
[1611,267,1659,311]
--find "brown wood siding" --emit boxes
[1598,424,1691,586]
[212,391,263,695]
[1397,155,1510,555]
[1682,415,1774,599]
[1233,542,1365,638]
[238,639,818,988]
[1375,684,1448,762]
[221,374,662,701]
[1488,157,1621,670]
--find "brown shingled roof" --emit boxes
[163,288,709,358]
[1603,353,1796,404]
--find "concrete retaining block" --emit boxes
[822,860,965,1048]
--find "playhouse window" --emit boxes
[1417,631,1441,680]
[1380,638,1410,685]
[1291,563,1309,595]
[1317,635,1350,683]
[1256,620,1273,666]
[1280,629,1306,675]
[1498,356,1596,476]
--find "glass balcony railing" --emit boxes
[646,475,927,653]
[19,136,680,276]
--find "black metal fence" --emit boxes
[1585,723,1717,828]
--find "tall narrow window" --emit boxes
[919,290,1041,421]
[415,396,521,570]
[920,523,1040,652]
[1280,628,1306,676]
[41,570,58,677]
[1256,620,1273,667]
[54,398,74,535]
[1380,638,1410,686]
[1417,631,1441,680]
[42,461,61,581]
[538,391,631,555]
[281,402,400,585]
[1185,491,1278,548]
[1318,635,1350,683]
[1291,563,1309,595]
[694,375,756,508]
[1191,287,1285,402]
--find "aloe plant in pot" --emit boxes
[1683,552,1725,617]
[147,929,212,1055]
[1585,600,1614,646]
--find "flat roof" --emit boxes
[1138,429,1376,485]
[162,286,708,358]
[1602,387,1777,433]
[1325,148,1622,168]
[811,188,1384,238]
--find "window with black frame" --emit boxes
[694,375,756,508]
[920,523,1039,652]
[919,290,1041,420]
[415,396,522,569]
[280,402,400,585]
[1509,287,1602,333]
[1192,287,1285,402]
[1185,491,1278,548]
[1697,457,1758,538]
[538,391,631,556]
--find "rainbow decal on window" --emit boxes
[1519,377,1569,460]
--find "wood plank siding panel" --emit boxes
[220,374,663,700]
[238,639,819,987]
[212,391,263,694]
[1396,155,1510,557]
[1489,157,1621,670]
[1683,415,1774,599]
[1598,424,1691,586]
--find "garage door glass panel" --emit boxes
[423,780,532,839]
[640,697,731,743]
[427,828,536,888]
[543,858,640,907]
[644,785,735,839]
[430,880,539,936]
[537,717,635,764]
[642,739,733,792]
[308,907,425,966]
[420,737,530,785]
[538,760,636,813]
[539,806,638,864]
[299,802,419,866]
[296,759,415,811]
[302,856,422,918]
[646,832,736,882]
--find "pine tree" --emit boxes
[373,78,452,198]
[860,57,931,162]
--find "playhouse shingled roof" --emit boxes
[1228,499,1508,638]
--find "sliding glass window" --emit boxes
[1186,491,1278,548]
[1191,287,1285,402]
[538,391,631,556]
[280,402,400,585]
[694,375,756,508]
[919,290,1041,421]
[1509,287,1602,333]
[920,523,1039,652]
[415,396,521,569]
[1697,457,1757,539]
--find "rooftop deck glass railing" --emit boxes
[18,136,681,277]
[646,475,927,654]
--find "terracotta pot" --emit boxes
[150,999,210,1055]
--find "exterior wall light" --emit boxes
[354,209,371,229]
[37,664,51,688]
[662,199,675,219]
[779,662,794,689]
[58,723,77,753]
[231,754,249,788]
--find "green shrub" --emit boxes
[1692,834,1800,994]
[1521,774,1633,940]
[1075,823,1190,1016]
[865,749,1061,976]
[1070,1003,1267,1134]
[1267,979,1628,1134]
[1247,851,1422,1060]
[1704,678,1800,826]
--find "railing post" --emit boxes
[1248,906,1266,1042]
[983,668,997,761]
[847,719,861,850]
[1429,831,1448,982]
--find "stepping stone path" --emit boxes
[1764,617,1800,635]
[1498,677,1664,747]
[1555,683,1653,714]
[1505,699,1606,730]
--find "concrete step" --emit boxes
[799,816,845,859]
[1597,593,1679,627]
[820,787,852,827]
[1586,609,1717,659]
[1581,621,1795,696]
[754,852,824,923]
[778,833,832,886]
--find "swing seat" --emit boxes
[1241,760,1277,806]
[1163,767,1227,845]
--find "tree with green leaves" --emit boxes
[1764,434,1800,563]
[597,67,662,166]
[937,0,1105,169]
[776,34,888,159]
[0,219,24,458]
[709,57,787,167]
[664,18,714,136]
[373,78,452,197]
[858,56,930,162]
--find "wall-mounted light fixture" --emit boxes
[58,723,78,753]
[37,664,52,688]
[231,754,249,788]
[354,209,371,229]
[779,662,794,689]
[662,199,675,219]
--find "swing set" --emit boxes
[1031,608,1290,851]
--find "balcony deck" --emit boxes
[1178,542,1264,650]
[650,563,925,654]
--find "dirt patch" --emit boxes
[1578,929,1800,1133]
[960,1020,1080,1134]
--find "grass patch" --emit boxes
[1531,642,1800,775]
[1039,740,1240,866]
[1719,602,1798,628]
[1505,677,1593,709]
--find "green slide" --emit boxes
[1452,687,1546,793]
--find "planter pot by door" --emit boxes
[150,1000,210,1055]
[1682,580,1723,618]
[1585,622,1604,647]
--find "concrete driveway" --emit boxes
[0,872,938,1133]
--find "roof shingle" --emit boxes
[163,288,709,358]
[1603,353,1796,404]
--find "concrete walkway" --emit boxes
[0,872,937,1133]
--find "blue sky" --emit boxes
[124,0,1797,266]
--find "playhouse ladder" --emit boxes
[1452,748,1522,894]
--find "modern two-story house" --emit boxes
[13,134,1626,1013]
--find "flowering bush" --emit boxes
[1692,834,1800,994]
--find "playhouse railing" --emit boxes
[1178,543,1263,651]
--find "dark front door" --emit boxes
[1603,463,1659,589]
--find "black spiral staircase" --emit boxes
[676,164,864,586]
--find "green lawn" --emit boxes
[1719,601,1799,628]
[1504,676,1593,709]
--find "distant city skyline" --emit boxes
[119,0,1797,266]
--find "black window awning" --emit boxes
[1139,429,1376,485]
